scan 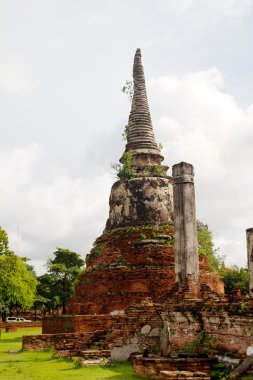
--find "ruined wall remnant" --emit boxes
[246,228,253,297]
[172,162,199,297]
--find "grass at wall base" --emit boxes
[0,328,145,380]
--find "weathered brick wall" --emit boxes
[27,302,253,359]
[42,316,75,334]
[42,314,117,334]
[133,356,215,379]
[0,321,41,329]
[168,312,201,352]
[168,304,253,356]
[32,306,164,355]
[22,332,92,351]
[202,312,253,356]
[43,306,162,341]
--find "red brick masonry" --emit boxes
[133,355,215,379]
[0,322,41,329]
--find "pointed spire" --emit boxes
[121,49,167,176]
[126,48,161,153]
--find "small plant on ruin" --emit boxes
[182,331,218,354]
[115,255,128,266]
[146,257,153,263]
[121,80,133,101]
[122,124,129,141]
[92,243,106,258]
[139,233,147,240]
[111,151,135,180]
[72,357,82,368]
[238,301,247,313]
[158,143,163,150]
[126,226,138,232]
[149,164,165,177]
[113,229,122,240]
[210,363,230,380]
[160,238,170,245]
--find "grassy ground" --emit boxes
[0,328,145,380]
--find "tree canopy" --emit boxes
[197,221,249,294]
[219,264,248,294]
[40,248,84,314]
[197,221,223,272]
[0,226,9,255]
[0,251,37,320]
[0,226,37,321]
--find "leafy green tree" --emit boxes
[197,221,224,272]
[0,251,37,321]
[219,265,248,294]
[46,248,84,314]
[0,226,9,255]
[0,226,37,321]
[197,222,249,294]
[36,273,61,315]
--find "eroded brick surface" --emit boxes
[66,227,224,317]
[133,356,214,379]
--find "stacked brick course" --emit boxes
[0,321,41,329]
[133,355,214,379]
[159,371,210,380]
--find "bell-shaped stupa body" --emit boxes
[106,49,173,229]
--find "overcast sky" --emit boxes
[1,0,253,275]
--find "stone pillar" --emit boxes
[246,228,253,297]
[172,162,199,298]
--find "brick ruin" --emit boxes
[23,49,253,378]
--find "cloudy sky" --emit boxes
[1,0,253,275]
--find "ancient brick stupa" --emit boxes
[66,49,222,317]
[24,50,253,369]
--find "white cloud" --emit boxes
[0,144,111,275]
[147,0,253,48]
[170,0,253,27]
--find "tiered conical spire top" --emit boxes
[121,49,166,176]
[126,48,161,154]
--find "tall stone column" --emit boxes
[246,228,253,297]
[172,162,199,298]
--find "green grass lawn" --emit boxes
[0,328,146,380]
